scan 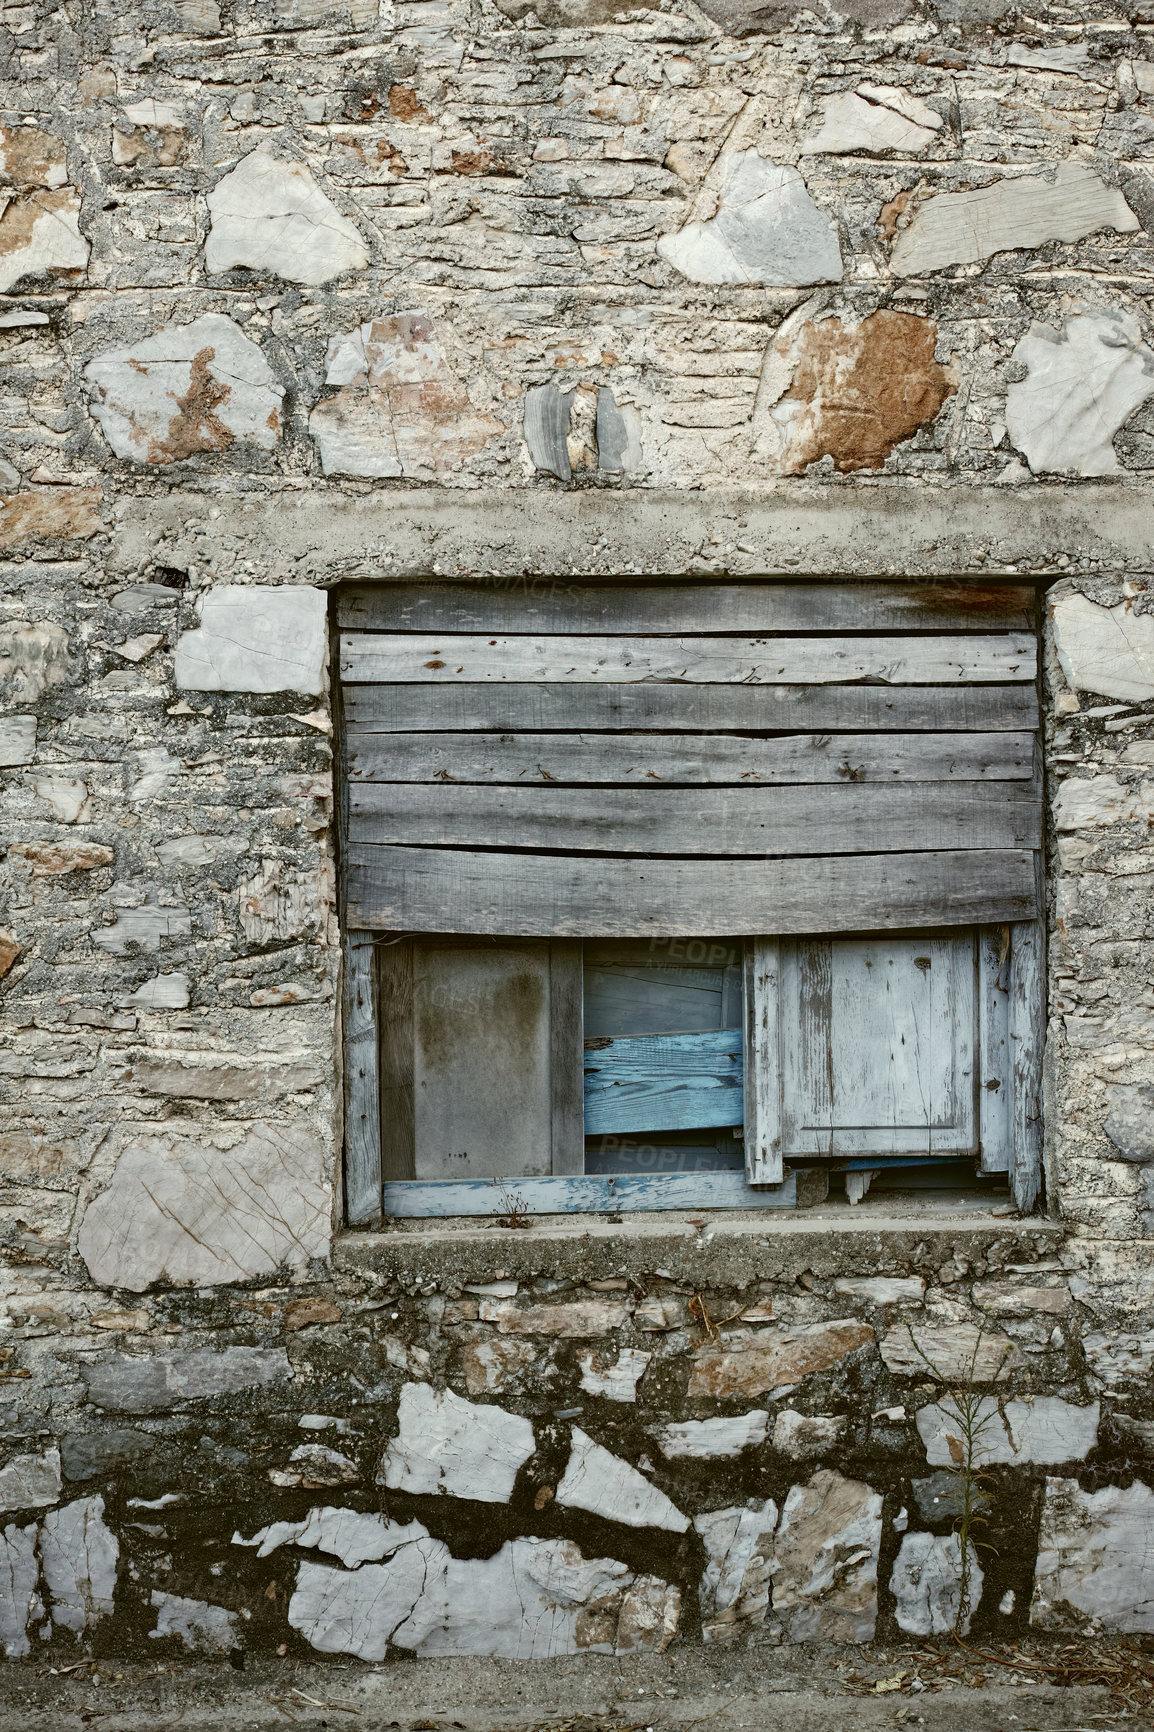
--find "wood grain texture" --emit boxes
[550,940,585,1175]
[583,1028,744,1135]
[381,1170,798,1215]
[347,844,1040,937]
[1009,916,1045,1213]
[341,631,1037,686]
[378,936,415,1183]
[347,730,1038,786]
[347,780,1042,856]
[343,682,1040,734]
[338,579,1035,634]
[744,939,783,1185]
[978,926,1011,1174]
[343,934,382,1223]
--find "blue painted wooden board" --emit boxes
[584,1028,744,1135]
[382,1171,797,1217]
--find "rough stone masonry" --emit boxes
[2,0,1154,1670]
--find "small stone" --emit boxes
[81,1346,291,1414]
[39,1496,118,1632]
[61,1430,155,1482]
[555,1428,689,1532]
[1103,1085,1154,1162]
[150,1590,239,1652]
[916,1397,1099,1468]
[772,1410,847,1459]
[8,842,113,876]
[695,1500,778,1642]
[635,1298,683,1331]
[0,1447,61,1514]
[174,584,327,697]
[655,1411,769,1460]
[660,154,841,288]
[206,149,369,285]
[285,1297,342,1332]
[33,775,88,823]
[478,1298,629,1336]
[615,1574,681,1654]
[878,1323,1023,1381]
[1084,1330,1154,1387]
[85,314,283,466]
[523,384,572,480]
[0,125,68,188]
[378,1382,535,1504]
[0,932,20,979]
[833,1276,926,1305]
[1054,775,1153,830]
[891,161,1138,276]
[113,632,164,662]
[1031,1476,1154,1633]
[771,1468,883,1643]
[801,89,939,156]
[0,491,99,550]
[911,1471,965,1524]
[460,1337,538,1396]
[595,388,641,473]
[0,187,89,293]
[891,1531,983,1636]
[579,1348,652,1403]
[970,1281,1069,1314]
[0,620,70,704]
[120,974,190,1012]
[269,1445,359,1489]
[689,1319,874,1400]
[91,905,192,957]
[0,716,34,767]
[1006,310,1154,478]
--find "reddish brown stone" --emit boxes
[772,310,959,475]
[688,1319,875,1400]
[388,85,431,122]
[0,931,22,978]
[285,1297,342,1332]
[8,841,113,875]
[0,490,101,548]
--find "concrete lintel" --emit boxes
[110,483,1154,580]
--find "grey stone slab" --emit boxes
[150,1590,239,1652]
[82,1347,291,1414]
[1006,311,1154,478]
[891,1531,982,1636]
[0,1447,61,1514]
[658,154,842,288]
[174,584,327,696]
[911,1471,964,1524]
[556,1427,689,1531]
[1032,1476,1154,1633]
[1104,1084,1154,1161]
[205,150,368,286]
[377,1382,535,1503]
[916,1396,1099,1467]
[40,1495,118,1632]
[596,389,641,473]
[61,1429,155,1482]
[0,716,34,766]
[523,385,572,481]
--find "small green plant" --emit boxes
[900,1316,1016,1635]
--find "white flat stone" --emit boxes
[879,1323,1022,1381]
[0,1446,61,1514]
[578,1348,652,1402]
[1053,590,1154,703]
[695,1500,778,1641]
[0,1523,39,1660]
[0,188,89,293]
[32,775,87,823]
[150,1590,239,1652]
[891,1531,983,1635]
[556,1428,689,1532]
[0,716,34,766]
[39,1495,118,1632]
[1006,310,1154,477]
[656,1411,769,1460]
[235,1507,428,1567]
[1083,1329,1154,1386]
[772,1410,847,1459]
[206,150,368,286]
[309,313,501,479]
[801,91,938,156]
[833,1276,926,1305]
[85,314,283,466]
[892,160,1138,276]
[290,1540,446,1661]
[856,84,942,130]
[120,973,191,1011]
[771,1469,883,1643]
[174,585,327,696]
[1032,1477,1154,1633]
[917,1396,1097,1468]
[77,1121,329,1291]
[658,154,842,288]
[1054,774,1154,830]
[378,1382,535,1504]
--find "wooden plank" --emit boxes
[745,939,783,1186]
[583,1028,744,1135]
[343,933,382,1224]
[978,925,1011,1174]
[382,1170,798,1216]
[550,940,585,1175]
[347,781,1042,856]
[341,631,1037,686]
[343,681,1040,734]
[338,579,1035,635]
[347,844,1040,937]
[378,937,415,1183]
[1009,917,1044,1213]
[347,730,1038,786]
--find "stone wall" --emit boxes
[1,0,1154,1666]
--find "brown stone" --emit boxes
[285,1297,342,1332]
[971,1281,1070,1315]
[459,1335,538,1393]
[388,85,431,122]
[478,1298,630,1336]
[129,1061,322,1100]
[770,311,958,475]
[879,1322,1025,1380]
[0,931,21,979]
[0,126,68,188]
[688,1319,875,1400]
[8,842,114,876]
[0,1132,84,1182]
[0,490,101,548]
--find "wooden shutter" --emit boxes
[340,579,1040,938]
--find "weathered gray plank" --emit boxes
[347,845,1040,937]
[341,631,1037,686]
[343,933,382,1224]
[1009,917,1044,1213]
[338,579,1035,635]
[343,681,1040,734]
[583,1028,744,1135]
[379,937,415,1183]
[347,781,1042,856]
[550,940,585,1175]
[381,1170,798,1215]
[978,925,1011,1174]
[744,939,783,1186]
[347,729,1038,786]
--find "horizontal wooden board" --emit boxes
[347,845,1040,936]
[342,682,1040,734]
[341,632,1037,686]
[347,730,1037,786]
[381,1171,798,1215]
[348,781,1042,856]
[584,1028,744,1135]
[339,580,1035,635]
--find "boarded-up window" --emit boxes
[339,579,1043,1220]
